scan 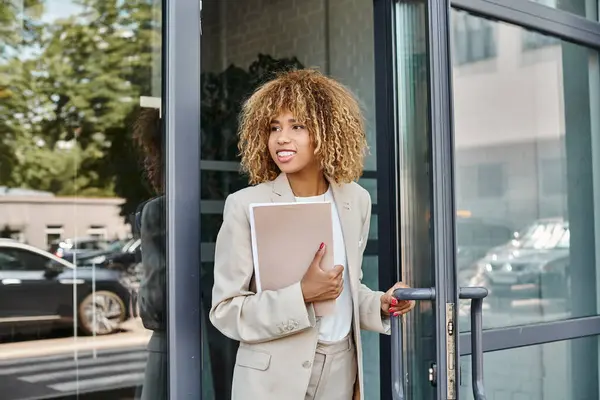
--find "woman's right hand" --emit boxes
[300,243,344,303]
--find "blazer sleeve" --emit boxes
[209,193,317,344]
[356,190,391,335]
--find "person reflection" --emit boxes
[132,107,167,400]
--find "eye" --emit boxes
[292,125,305,130]
[270,126,281,132]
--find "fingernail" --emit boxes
[319,242,325,250]
[393,312,401,317]
[388,308,393,313]
[391,298,398,305]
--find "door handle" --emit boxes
[458,287,488,400]
[391,288,435,400]
[1,278,22,285]
[391,286,488,400]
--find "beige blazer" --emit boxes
[209,173,391,400]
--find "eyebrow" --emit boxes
[270,118,297,124]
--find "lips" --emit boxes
[276,150,296,163]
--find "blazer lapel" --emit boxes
[329,182,360,292]
[270,173,296,203]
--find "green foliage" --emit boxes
[0,0,157,199]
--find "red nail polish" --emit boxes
[388,308,393,313]
[391,298,398,305]
[393,312,401,317]
[319,242,325,250]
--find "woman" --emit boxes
[132,107,167,400]
[209,69,415,400]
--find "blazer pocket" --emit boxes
[236,347,271,371]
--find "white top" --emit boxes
[295,188,353,342]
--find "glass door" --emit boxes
[383,0,475,397]
[383,0,600,398]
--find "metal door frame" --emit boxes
[164,0,202,398]
[374,0,459,396]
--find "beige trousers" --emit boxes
[305,334,358,400]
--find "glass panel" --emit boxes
[201,0,381,398]
[527,0,597,21]
[394,2,436,399]
[0,0,164,398]
[452,10,600,330]
[459,335,600,399]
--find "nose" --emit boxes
[276,131,291,145]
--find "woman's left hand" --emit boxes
[380,282,415,317]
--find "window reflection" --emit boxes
[0,0,163,398]
[453,10,600,329]
[459,335,599,399]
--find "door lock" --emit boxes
[446,303,457,399]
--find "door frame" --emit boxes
[373,0,400,397]
[164,0,202,398]
[375,0,600,398]
[374,0,459,396]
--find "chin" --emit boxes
[277,165,303,175]
[273,160,302,175]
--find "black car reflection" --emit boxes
[76,238,141,276]
[475,218,570,302]
[0,239,137,337]
[456,217,514,283]
[48,236,114,263]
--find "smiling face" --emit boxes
[268,110,319,177]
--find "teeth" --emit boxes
[278,151,295,157]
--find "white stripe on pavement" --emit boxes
[20,361,148,383]
[0,352,147,375]
[48,371,145,392]
[0,347,146,367]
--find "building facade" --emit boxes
[0,195,129,249]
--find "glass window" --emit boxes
[541,158,566,195]
[523,28,560,50]
[528,0,597,21]
[9,248,50,270]
[0,0,164,398]
[452,12,497,65]
[0,250,23,271]
[201,0,381,398]
[459,335,600,399]
[477,163,505,198]
[453,10,600,330]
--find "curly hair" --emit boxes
[133,107,163,194]
[238,69,368,185]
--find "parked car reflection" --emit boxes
[473,218,570,306]
[456,217,514,284]
[48,236,114,263]
[0,239,137,337]
[77,238,142,277]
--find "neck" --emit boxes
[287,170,328,197]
